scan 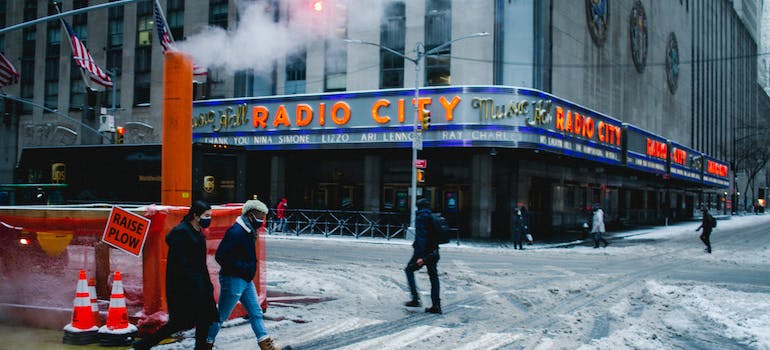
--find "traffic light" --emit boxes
[417,169,425,183]
[312,0,323,12]
[115,126,125,144]
[420,109,431,131]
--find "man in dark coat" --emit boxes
[695,207,715,253]
[404,198,442,314]
[511,208,525,250]
[133,200,218,350]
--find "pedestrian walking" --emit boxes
[132,200,218,350]
[695,207,715,254]
[404,198,442,314]
[520,206,533,244]
[511,208,525,250]
[275,198,288,232]
[207,199,285,350]
[591,205,609,248]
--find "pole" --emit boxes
[409,43,421,239]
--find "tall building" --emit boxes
[1,0,767,239]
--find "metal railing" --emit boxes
[267,209,411,240]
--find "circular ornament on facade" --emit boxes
[629,0,648,73]
[665,33,679,94]
[586,0,609,47]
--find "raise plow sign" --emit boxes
[101,206,151,257]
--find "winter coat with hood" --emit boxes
[164,220,218,326]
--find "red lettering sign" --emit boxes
[646,139,668,160]
[101,206,151,257]
[707,160,728,177]
[671,148,687,165]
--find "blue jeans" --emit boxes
[207,274,267,343]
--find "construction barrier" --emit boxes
[0,204,267,335]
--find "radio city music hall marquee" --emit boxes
[192,86,728,186]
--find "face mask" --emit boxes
[199,217,212,228]
[248,213,264,228]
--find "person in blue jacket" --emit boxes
[404,198,442,314]
[207,199,284,350]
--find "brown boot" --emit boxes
[258,337,281,350]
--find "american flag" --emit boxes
[62,19,113,89]
[153,0,207,76]
[0,52,19,87]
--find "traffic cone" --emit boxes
[89,277,101,327]
[98,271,137,346]
[62,270,98,345]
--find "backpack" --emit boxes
[710,215,717,228]
[431,213,451,244]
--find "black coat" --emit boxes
[413,208,438,259]
[164,221,218,327]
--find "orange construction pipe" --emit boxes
[140,51,193,332]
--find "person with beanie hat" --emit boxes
[207,199,285,350]
[404,197,442,314]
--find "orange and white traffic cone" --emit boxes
[62,270,98,345]
[88,277,101,327]
[98,271,137,346]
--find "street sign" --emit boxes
[415,159,427,169]
[413,133,423,150]
[102,206,151,257]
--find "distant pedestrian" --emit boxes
[404,198,442,314]
[695,207,715,254]
[132,200,218,350]
[207,199,284,350]
[520,206,533,244]
[275,198,288,232]
[511,208,525,250]
[591,205,608,248]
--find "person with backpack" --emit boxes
[404,198,442,314]
[695,207,716,254]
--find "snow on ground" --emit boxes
[154,214,770,349]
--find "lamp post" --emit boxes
[346,32,489,239]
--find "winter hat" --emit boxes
[242,199,268,215]
[416,198,430,209]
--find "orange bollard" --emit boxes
[62,270,98,345]
[88,277,101,327]
[98,271,138,346]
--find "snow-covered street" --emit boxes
[20,214,769,350]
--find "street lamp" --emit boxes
[345,32,489,239]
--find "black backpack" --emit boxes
[710,215,717,228]
[431,213,451,244]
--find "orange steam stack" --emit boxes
[98,271,138,346]
[62,269,99,345]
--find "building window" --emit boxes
[136,1,153,46]
[20,28,35,113]
[102,3,123,108]
[167,0,185,39]
[45,21,60,110]
[285,50,306,94]
[323,4,348,92]
[24,1,36,21]
[134,1,152,106]
[425,0,451,86]
[380,2,405,89]
[209,0,228,29]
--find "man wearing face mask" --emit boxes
[207,199,285,350]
